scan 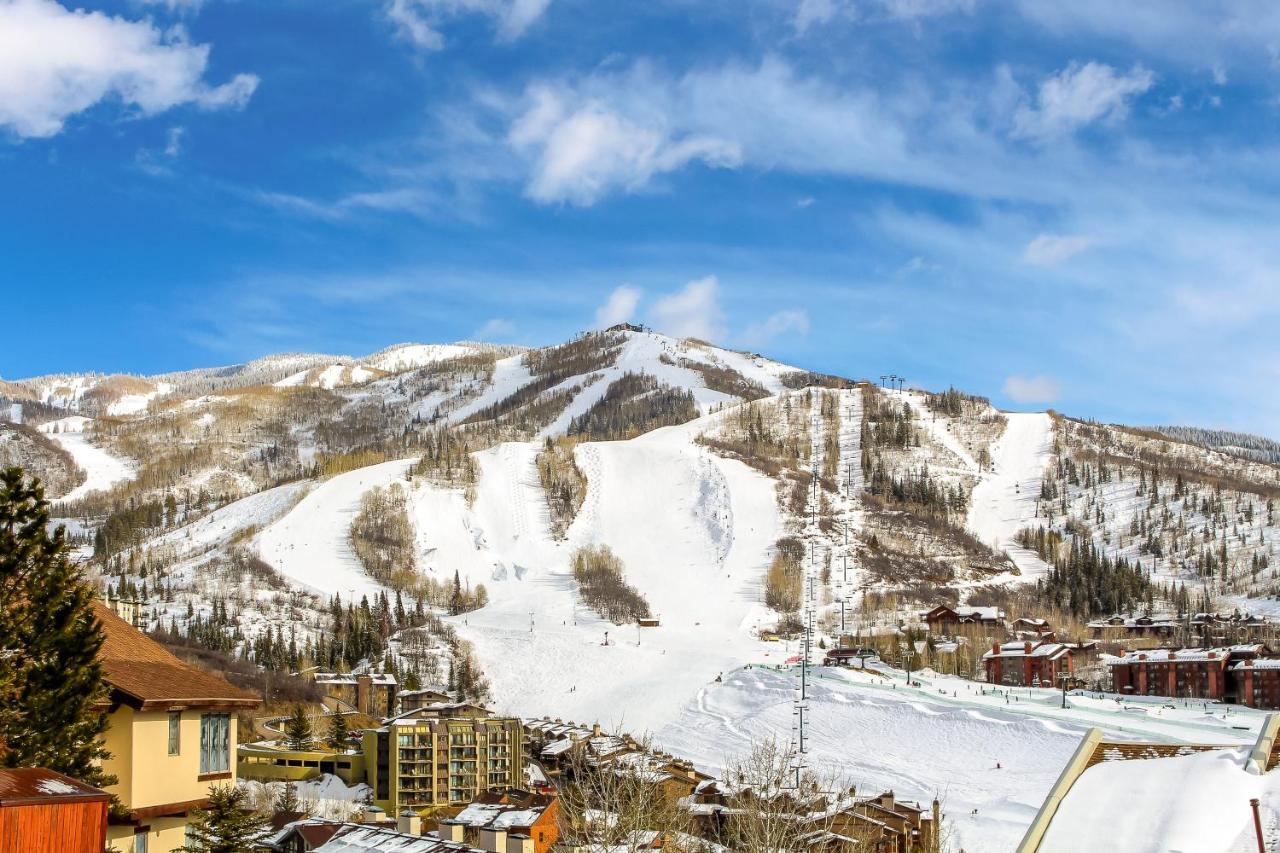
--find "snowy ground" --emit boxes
[967,412,1054,579]
[39,416,136,502]
[452,419,782,733]
[256,459,415,599]
[656,661,1270,853]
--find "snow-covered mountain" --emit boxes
[7,324,1280,852]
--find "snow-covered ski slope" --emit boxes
[448,330,799,433]
[250,404,780,733]
[257,459,416,599]
[39,416,136,502]
[967,412,1054,578]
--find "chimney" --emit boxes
[992,642,1001,656]
[592,723,603,737]
[1023,641,1033,656]
[506,836,535,853]
[398,810,422,836]
[1168,651,1176,661]
[480,827,508,852]
[356,674,372,716]
[438,821,465,843]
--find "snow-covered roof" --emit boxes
[983,641,1070,660]
[1110,646,1264,664]
[1038,748,1261,853]
[448,801,547,830]
[1232,658,1280,670]
[313,823,482,852]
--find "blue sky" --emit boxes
[2,0,1279,437]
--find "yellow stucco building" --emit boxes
[94,602,261,853]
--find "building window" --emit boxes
[200,713,230,774]
[134,832,148,853]
[168,711,181,755]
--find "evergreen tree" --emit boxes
[0,467,114,788]
[283,705,312,750]
[326,712,350,750]
[273,781,301,815]
[175,784,269,852]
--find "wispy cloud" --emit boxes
[739,309,810,348]
[649,276,725,341]
[1012,61,1155,141]
[1002,374,1061,404]
[594,285,642,328]
[384,0,552,51]
[1023,234,1094,266]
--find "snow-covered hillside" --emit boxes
[15,326,1280,852]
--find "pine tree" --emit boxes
[283,705,312,750]
[0,468,114,788]
[176,784,269,852]
[326,712,349,750]
[273,781,301,815]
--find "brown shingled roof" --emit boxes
[93,601,261,711]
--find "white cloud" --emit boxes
[879,0,976,18]
[253,187,437,221]
[1023,233,1094,266]
[740,309,810,347]
[508,83,741,206]
[504,58,918,206]
[594,285,642,328]
[384,0,551,51]
[475,317,516,340]
[0,0,257,140]
[1013,61,1154,141]
[649,276,725,341]
[794,0,847,33]
[164,125,186,157]
[139,0,205,11]
[1003,374,1061,404]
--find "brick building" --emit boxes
[982,640,1072,687]
[1108,645,1268,701]
[314,672,398,718]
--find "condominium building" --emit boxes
[363,704,523,817]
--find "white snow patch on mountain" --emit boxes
[256,458,415,599]
[363,343,478,373]
[39,418,135,502]
[967,412,1054,578]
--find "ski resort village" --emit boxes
[5,2,1280,851]
[4,327,1280,852]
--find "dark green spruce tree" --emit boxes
[0,467,114,788]
[175,784,269,852]
[326,711,349,750]
[283,705,312,750]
